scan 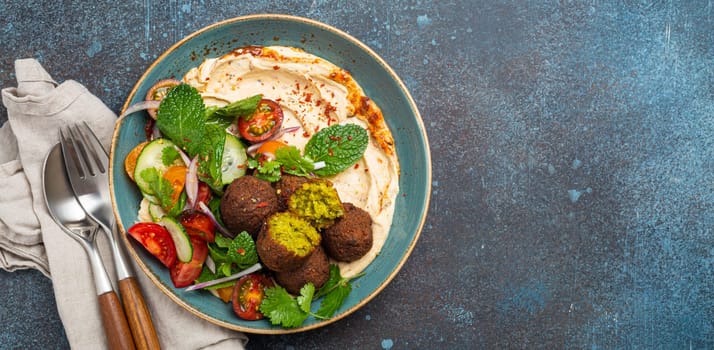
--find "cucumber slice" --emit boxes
[221,133,247,185]
[160,216,193,263]
[148,202,166,221]
[134,138,183,199]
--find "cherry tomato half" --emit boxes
[238,99,283,143]
[127,222,177,268]
[255,140,288,160]
[170,237,208,288]
[232,273,274,320]
[162,165,187,206]
[179,209,216,242]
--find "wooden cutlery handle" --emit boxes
[98,291,136,350]
[119,277,161,350]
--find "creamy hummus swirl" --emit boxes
[183,46,399,277]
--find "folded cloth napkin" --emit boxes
[0,59,248,349]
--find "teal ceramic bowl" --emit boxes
[109,14,430,334]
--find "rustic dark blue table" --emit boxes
[2,1,713,349]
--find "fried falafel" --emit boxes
[275,174,309,211]
[287,179,344,229]
[274,245,330,295]
[322,202,373,262]
[220,175,279,237]
[256,212,321,272]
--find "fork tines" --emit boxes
[59,122,107,179]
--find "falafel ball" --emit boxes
[220,175,279,237]
[275,174,309,211]
[256,212,321,272]
[275,245,330,295]
[288,179,344,229]
[322,202,373,262]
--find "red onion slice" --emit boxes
[198,201,235,238]
[185,263,262,291]
[185,156,199,209]
[119,100,161,119]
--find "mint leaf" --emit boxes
[206,94,262,128]
[197,124,226,191]
[260,287,309,328]
[156,84,206,156]
[226,232,258,270]
[304,124,368,177]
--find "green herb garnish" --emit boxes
[156,84,206,156]
[205,94,262,128]
[206,231,258,278]
[259,264,363,328]
[305,123,368,177]
[275,146,314,177]
[139,167,185,217]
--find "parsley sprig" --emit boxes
[249,124,369,182]
[259,265,365,328]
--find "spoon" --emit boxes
[42,143,136,350]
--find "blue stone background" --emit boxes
[1,1,713,349]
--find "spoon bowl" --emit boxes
[43,144,97,236]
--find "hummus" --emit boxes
[183,46,400,277]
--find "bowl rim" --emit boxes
[110,13,432,334]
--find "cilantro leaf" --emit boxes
[260,287,309,328]
[315,279,351,318]
[314,265,362,318]
[156,84,206,156]
[297,283,315,314]
[304,123,368,177]
[275,146,314,177]
[139,167,184,216]
[249,158,282,182]
[161,146,181,166]
[226,232,258,270]
[315,264,343,298]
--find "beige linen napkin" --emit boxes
[0,59,248,349]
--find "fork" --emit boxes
[60,122,161,350]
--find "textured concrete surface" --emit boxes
[2,1,713,349]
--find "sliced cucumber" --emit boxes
[148,202,166,221]
[160,216,193,263]
[221,133,247,185]
[134,138,183,200]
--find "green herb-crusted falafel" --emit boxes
[256,212,321,272]
[288,179,344,229]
